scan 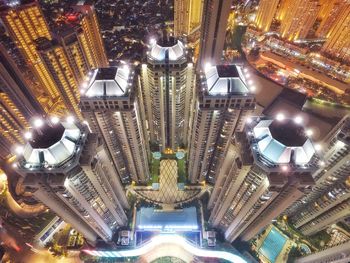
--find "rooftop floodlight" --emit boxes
[281,165,289,172]
[245,73,251,78]
[15,145,24,155]
[123,64,130,73]
[50,116,60,124]
[150,38,156,45]
[319,160,325,166]
[246,117,253,124]
[276,113,285,121]
[82,82,88,88]
[204,62,212,72]
[66,116,75,123]
[294,116,303,124]
[314,144,322,151]
[33,118,44,128]
[243,68,248,73]
[250,85,256,92]
[247,80,253,85]
[24,131,32,140]
[306,129,313,137]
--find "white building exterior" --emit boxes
[17,120,128,244]
[139,38,195,152]
[208,117,318,242]
[286,116,350,235]
[187,65,255,184]
[80,67,150,184]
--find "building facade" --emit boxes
[16,119,128,244]
[279,0,320,41]
[285,116,350,235]
[187,65,255,184]
[174,0,203,39]
[208,117,318,242]
[316,0,348,38]
[197,0,232,68]
[36,38,82,118]
[80,67,150,184]
[139,38,195,152]
[254,0,280,32]
[0,0,64,113]
[321,3,350,63]
[71,3,109,68]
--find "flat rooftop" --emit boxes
[269,119,307,147]
[136,207,198,231]
[30,124,65,148]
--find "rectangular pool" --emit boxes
[259,227,288,263]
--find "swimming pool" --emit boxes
[259,227,288,263]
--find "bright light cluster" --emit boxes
[83,234,247,263]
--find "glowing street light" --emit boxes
[66,116,75,123]
[204,62,212,72]
[306,129,313,137]
[276,113,285,121]
[33,118,44,128]
[24,131,32,140]
[15,145,23,155]
[314,144,322,151]
[294,116,303,124]
[50,116,60,124]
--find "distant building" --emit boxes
[316,0,348,38]
[80,67,150,184]
[16,119,128,244]
[286,116,350,235]
[279,0,320,41]
[254,0,279,32]
[35,38,82,118]
[295,239,350,263]
[139,38,195,152]
[0,43,45,161]
[54,25,93,81]
[71,3,109,68]
[174,0,203,40]
[0,0,62,112]
[188,64,255,183]
[321,2,350,63]
[197,0,232,68]
[209,117,318,242]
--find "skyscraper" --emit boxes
[80,67,150,184]
[285,116,350,235]
[0,91,29,161]
[279,0,320,41]
[276,0,293,21]
[54,25,92,81]
[321,3,350,63]
[0,43,44,117]
[0,0,62,111]
[187,65,255,184]
[208,117,318,242]
[197,0,232,68]
[16,119,128,244]
[139,38,195,152]
[71,3,109,68]
[174,0,203,39]
[254,0,280,32]
[35,38,82,118]
[316,0,348,38]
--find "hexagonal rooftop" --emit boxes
[149,39,185,61]
[253,119,316,165]
[84,67,131,97]
[23,121,81,166]
[204,65,250,95]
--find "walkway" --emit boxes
[83,234,247,263]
